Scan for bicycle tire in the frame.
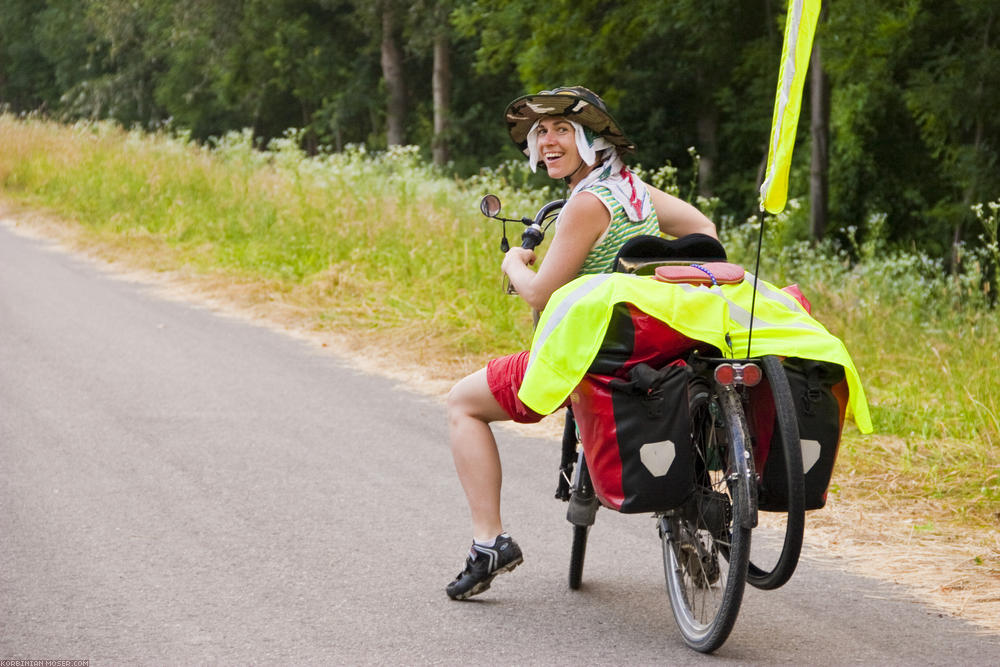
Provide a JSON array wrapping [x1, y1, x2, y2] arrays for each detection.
[[661, 381, 752, 653], [569, 525, 588, 590], [748, 355, 806, 590]]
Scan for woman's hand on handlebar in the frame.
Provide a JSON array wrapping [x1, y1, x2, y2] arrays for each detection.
[[502, 247, 536, 273], [501, 247, 537, 300], [500, 195, 610, 312]]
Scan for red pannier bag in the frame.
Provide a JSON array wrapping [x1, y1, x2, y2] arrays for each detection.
[[570, 303, 711, 513], [748, 357, 850, 511]]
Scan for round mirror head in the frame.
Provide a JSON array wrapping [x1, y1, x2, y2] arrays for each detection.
[[480, 194, 502, 218]]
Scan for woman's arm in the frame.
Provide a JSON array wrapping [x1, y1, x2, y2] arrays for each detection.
[[648, 185, 718, 239], [501, 192, 609, 311]]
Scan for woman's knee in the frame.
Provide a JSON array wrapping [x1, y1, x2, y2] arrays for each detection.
[[448, 369, 485, 416], [448, 368, 506, 423]]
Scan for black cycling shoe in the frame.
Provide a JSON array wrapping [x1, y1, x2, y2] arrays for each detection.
[[446, 534, 523, 600]]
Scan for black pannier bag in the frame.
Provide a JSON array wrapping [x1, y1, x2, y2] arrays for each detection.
[[571, 301, 709, 513], [574, 361, 695, 513], [752, 357, 850, 511]]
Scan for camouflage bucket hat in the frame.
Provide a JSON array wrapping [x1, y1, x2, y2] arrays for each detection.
[[504, 86, 635, 154]]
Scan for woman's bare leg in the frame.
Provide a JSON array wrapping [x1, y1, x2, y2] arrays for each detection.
[[447, 367, 511, 541]]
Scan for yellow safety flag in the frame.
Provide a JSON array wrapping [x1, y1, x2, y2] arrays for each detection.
[[759, 0, 821, 214]]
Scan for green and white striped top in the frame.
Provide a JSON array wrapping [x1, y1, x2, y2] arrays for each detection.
[[575, 184, 660, 275]]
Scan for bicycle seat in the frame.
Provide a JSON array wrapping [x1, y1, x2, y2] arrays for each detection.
[[613, 234, 728, 275], [653, 262, 745, 286]]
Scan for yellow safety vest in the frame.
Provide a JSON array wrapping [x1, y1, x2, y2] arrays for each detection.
[[519, 272, 873, 433]]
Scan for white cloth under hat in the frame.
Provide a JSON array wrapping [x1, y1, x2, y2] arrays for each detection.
[[526, 119, 651, 223], [526, 119, 613, 173]]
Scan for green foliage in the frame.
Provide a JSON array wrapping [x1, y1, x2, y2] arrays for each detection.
[[0, 0, 87, 110], [2, 0, 999, 279], [969, 199, 1000, 303], [455, 0, 645, 98], [823, 0, 1000, 256]]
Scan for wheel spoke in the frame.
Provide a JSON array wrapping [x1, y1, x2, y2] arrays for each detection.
[[661, 378, 751, 653]]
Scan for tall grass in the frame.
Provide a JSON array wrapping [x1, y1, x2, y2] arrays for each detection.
[[2, 114, 998, 527], [0, 116, 558, 361]]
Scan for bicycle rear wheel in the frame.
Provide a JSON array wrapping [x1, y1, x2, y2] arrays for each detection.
[[661, 381, 752, 653], [748, 355, 805, 590]]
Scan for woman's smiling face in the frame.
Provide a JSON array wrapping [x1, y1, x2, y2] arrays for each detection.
[[535, 117, 581, 180]]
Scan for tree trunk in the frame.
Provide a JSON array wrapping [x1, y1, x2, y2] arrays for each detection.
[[694, 67, 717, 199], [302, 104, 318, 155], [952, 114, 983, 273], [953, 18, 991, 274], [809, 38, 830, 241], [380, 5, 406, 147], [696, 111, 718, 199], [432, 32, 451, 167]]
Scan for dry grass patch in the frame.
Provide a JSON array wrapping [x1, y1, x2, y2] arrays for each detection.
[[804, 434, 1000, 633]]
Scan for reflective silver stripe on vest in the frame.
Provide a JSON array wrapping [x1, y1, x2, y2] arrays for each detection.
[[527, 273, 614, 370], [739, 275, 827, 333], [674, 282, 743, 353], [675, 280, 822, 334], [743, 273, 810, 315]]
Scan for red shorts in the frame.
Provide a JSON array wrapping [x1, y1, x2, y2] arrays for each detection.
[[487, 350, 547, 424]]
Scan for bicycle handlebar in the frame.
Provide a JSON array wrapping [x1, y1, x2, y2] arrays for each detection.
[[479, 194, 566, 253], [520, 224, 544, 250], [520, 198, 567, 250]]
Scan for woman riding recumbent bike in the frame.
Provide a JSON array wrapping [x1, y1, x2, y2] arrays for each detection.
[[476, 190, 859, 653], [454, 86, 864, 654]]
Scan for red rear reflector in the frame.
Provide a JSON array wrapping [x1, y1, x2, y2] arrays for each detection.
[[714, 364, 736, 386], [741, 363, 762, 387], [714, 362, 762, 387]]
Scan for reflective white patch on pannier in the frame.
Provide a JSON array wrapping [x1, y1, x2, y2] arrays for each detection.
[[640, 440, 677, 477], [801, 439, 822, 473]]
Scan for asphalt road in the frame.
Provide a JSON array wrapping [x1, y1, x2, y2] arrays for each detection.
[[2, 219, 999, 665]]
